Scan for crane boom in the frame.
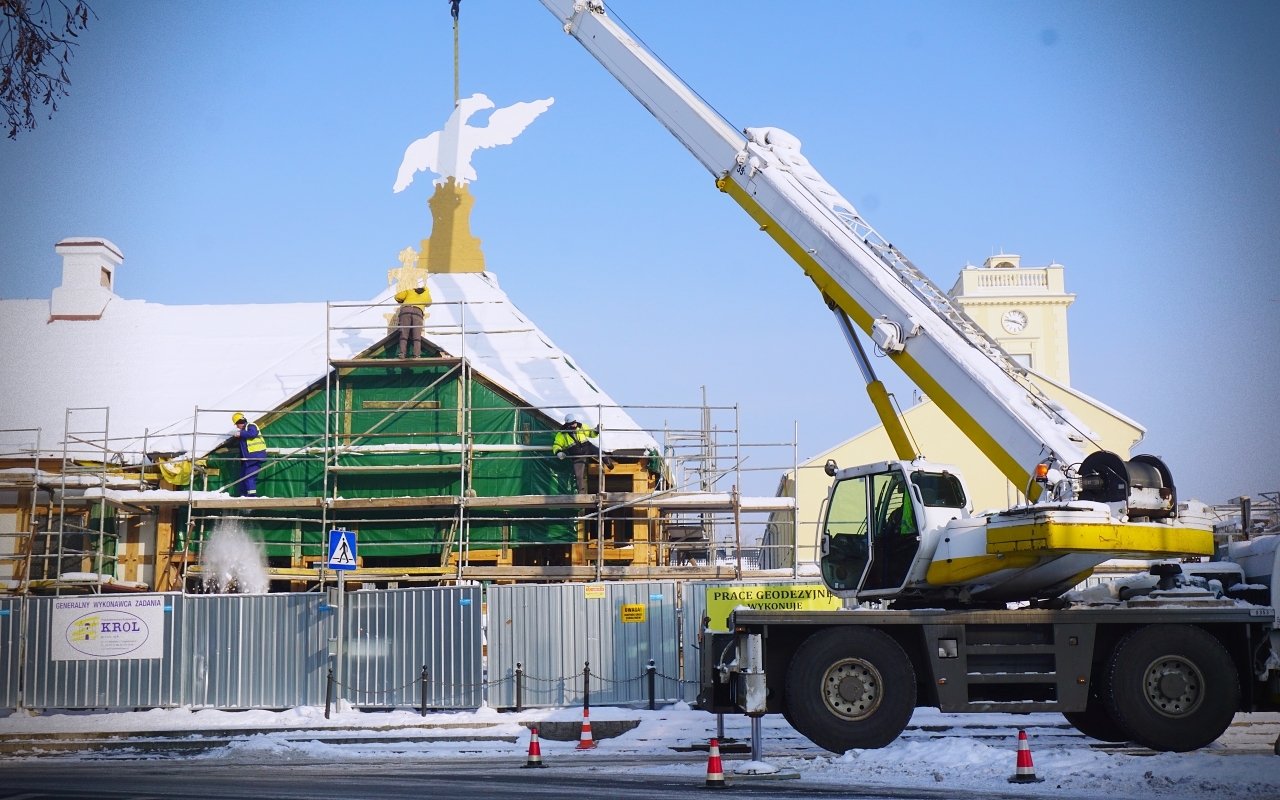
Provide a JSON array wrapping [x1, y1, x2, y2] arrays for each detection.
[[541, 1, 1094, 493]]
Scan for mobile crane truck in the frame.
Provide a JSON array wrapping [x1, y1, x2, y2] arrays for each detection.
[[540, 1, 1280, 753]]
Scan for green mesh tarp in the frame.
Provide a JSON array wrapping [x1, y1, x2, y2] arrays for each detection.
[[202, 348, 581, 556]]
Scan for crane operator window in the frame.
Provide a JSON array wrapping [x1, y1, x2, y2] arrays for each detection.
[[821, 476, 869, 592], [910, 471, 967, 508], [862, 470, 921, 592]]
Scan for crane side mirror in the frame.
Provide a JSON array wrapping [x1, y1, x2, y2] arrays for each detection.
[[824, 459, 839, 478]]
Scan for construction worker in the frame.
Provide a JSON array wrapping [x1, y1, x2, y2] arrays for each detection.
[[394, 277, 431, 359], [231, 413, 267, 497], [553, 414, 615, 494]]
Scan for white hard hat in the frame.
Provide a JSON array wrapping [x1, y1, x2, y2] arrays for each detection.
[[564, 413, 580, 425]]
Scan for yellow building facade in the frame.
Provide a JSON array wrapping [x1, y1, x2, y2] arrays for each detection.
[[785, 256, 1145, 564]]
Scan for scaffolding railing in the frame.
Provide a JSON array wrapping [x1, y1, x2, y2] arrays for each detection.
[[5, 295, 805, 594]]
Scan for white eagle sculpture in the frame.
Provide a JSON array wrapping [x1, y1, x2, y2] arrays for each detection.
[[393, 93, 553, 191]]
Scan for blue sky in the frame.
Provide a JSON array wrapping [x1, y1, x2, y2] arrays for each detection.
[[1, 1, 1277, 502]]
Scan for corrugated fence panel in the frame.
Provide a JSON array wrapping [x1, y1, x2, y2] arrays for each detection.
[[182, 592, 331, 709], [341, 586, 482, 709], [0, 598, 20, 708], [679, 580, 830, 702], [488, 581, 680, 708], [23, 593, 183, 709]]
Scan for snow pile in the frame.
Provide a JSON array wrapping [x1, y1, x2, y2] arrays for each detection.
[[199, 522, 269, 594], [1, 704, 1276, 798], [794, 735, 1279, 799]]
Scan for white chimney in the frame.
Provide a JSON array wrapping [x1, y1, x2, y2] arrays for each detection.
[[50, 237, 123, 320]]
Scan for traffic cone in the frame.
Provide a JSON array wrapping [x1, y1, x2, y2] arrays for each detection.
[[575, 708, 596, 750], [1007, 729, 1045, 783], [522, 727, 545, 768], [704, 738, 725, 789]]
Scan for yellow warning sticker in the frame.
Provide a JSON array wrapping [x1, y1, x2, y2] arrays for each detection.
[[584, 583, 606, 599], [620, 604, 646, 623]]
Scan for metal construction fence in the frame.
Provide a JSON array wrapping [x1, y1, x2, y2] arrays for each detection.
[[0, 597, 20, 709], [6, 586, 481, 711], [486, 581, 682, 708], [0, 581, 838, 711]]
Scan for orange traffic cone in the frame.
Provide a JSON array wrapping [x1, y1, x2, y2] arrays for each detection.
[[575, 708, 596, 750], [522, 727, 545, 768], [1007, 729, 1044, 783], [704, 738, 725, 789]]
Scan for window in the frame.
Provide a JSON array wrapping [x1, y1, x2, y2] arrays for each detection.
[[1010, 353, 1032, 369], [910, 471, 967, 508], [100, 267, 112, 289], [821, 476, 868, 591]]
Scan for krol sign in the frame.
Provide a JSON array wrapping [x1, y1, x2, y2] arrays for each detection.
[[51, 595, 166, 661]]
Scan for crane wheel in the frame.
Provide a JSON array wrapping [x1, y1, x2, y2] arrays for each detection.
[[1063, 698, 1128, 743], [1103, 624, 1238, 752], [785, 627, 915, 752]]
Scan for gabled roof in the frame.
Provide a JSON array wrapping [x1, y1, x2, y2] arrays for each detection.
[[0, 272, 656, 460]]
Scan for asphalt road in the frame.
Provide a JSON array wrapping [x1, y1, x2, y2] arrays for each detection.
[[0, 754, 1074, 800]]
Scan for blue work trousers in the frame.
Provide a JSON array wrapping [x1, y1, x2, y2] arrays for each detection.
[[241, 458, 266, 496]]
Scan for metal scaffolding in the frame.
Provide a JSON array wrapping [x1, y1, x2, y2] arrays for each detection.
[[0, 297, 803, 595]]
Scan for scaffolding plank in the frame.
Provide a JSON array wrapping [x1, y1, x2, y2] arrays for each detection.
[[328, 496, 460, 509], [465, 494, 601, 509], [191, 496, 323, 509]]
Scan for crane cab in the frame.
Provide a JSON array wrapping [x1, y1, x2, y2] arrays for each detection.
[[819, 460, 972, 600]]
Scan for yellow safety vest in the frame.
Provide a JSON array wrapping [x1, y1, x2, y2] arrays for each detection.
[[552, 426, 598, 455], [243, 424, 267, 455]]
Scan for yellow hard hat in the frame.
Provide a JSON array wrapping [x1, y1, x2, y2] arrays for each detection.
[[232, 413, 246, 424]]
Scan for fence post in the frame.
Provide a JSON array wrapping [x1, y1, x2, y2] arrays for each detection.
[[420, 664, 428, 717], [325, 666, 334, 719], [647, 659, 656, 710], [583, 660, 590, 712], [515, 661, 524, 713]]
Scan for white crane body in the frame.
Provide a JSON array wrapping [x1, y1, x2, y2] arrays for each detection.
[[540, 0, 1216, 603]]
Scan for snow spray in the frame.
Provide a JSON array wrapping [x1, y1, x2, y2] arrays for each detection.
[[201, 520, 270, 594]]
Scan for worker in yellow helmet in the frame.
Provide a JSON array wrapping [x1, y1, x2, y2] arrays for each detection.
[[552, 414, 615, 494], [231, 413, 267, 497], [394, 277, 431, 359]]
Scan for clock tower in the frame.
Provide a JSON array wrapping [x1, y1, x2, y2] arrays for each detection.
[[948, 254, 1076, 385]]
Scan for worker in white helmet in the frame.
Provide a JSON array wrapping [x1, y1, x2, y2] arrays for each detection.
[[552, 413, 615, 494]]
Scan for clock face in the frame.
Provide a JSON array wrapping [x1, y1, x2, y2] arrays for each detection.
[[1001, 309, 1028, 334]]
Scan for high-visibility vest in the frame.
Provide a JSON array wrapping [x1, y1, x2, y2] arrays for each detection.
[[241, 424, 267, 457], [552, 425, 598, 455]]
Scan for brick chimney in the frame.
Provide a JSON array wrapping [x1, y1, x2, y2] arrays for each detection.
[[50, 237, 123, 320]]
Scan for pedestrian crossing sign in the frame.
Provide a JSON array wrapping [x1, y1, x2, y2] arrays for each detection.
[[328, 529, 357, 570]]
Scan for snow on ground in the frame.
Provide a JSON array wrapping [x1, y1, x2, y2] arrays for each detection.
[[1, 705, 1276, 798]]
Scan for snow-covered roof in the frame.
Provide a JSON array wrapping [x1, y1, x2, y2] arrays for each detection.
[[0, 271, 656, 460]]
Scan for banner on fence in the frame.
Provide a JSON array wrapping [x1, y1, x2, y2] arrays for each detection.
[[704, 584, 841, 631], [50, 595, 166, 661]]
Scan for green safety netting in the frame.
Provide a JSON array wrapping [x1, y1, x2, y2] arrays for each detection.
[[199, 343, 585, 555]]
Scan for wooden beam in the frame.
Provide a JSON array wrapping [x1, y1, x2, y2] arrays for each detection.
[[329, 464, 460, 474], [330, 358, 461, 369]]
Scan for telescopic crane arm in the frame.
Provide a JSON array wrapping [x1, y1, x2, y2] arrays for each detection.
[[541, 1, 1095, 495]]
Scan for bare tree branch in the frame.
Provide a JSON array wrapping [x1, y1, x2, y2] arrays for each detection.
[[0, 0, 95, 139]]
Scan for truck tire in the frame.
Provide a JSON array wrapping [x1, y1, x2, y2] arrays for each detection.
[[785, 627, 916, 752], [1063, 697, 1127, 743], [1103, 624, 1238, 752]]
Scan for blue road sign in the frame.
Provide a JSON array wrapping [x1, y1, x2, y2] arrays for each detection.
[[328, 529, 357, 571]]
